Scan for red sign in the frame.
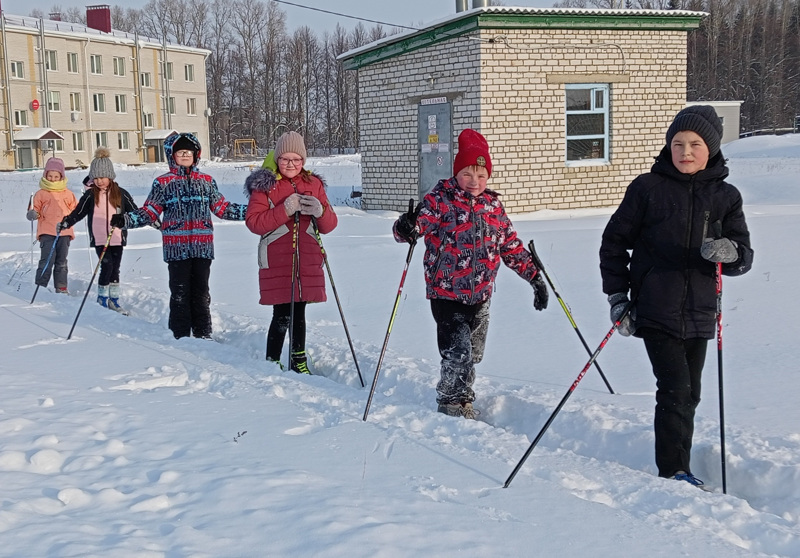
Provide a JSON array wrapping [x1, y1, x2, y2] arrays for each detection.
[[31, 99, 40, 110]]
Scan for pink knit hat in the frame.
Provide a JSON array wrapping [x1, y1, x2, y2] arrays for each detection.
[[44, 157, 66, 179]]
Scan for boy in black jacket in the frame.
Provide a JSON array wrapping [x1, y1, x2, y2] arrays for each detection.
[[599, 105, 753, 488]]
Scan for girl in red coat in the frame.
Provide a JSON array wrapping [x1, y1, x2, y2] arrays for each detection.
[[244, 131, 338, 373]]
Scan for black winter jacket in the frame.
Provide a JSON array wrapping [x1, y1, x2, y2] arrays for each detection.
[[600, 148, 753, 339], [63, 185, 138, 247]]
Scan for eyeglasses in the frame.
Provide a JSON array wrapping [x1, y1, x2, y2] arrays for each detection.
[[175, 150, 194, 157], [278, 157, 303, 166]]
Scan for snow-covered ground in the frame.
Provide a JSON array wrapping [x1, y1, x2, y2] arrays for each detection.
[[0, 137, 798, 557]]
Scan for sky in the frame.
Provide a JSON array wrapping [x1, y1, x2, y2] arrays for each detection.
[[0, 134, 799, 555], [0, 0, 559, 31]]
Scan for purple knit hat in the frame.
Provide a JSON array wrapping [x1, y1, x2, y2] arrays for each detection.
[[44, 157, 66, 179]]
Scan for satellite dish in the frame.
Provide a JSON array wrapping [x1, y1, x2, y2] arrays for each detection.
[[204, 108, 212, 117]]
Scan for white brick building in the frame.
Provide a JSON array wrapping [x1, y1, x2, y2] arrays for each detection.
[[339, 7, 706, 212], [0, 7, 210, 170]]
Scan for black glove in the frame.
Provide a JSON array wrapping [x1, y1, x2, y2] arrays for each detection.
[[701, 237, 738, 263], [608, 292, 635, 337], [532, 273, 548, 311], [56, 220, 69, 233], [395, 200, 420, 243], [110, 214, 126, 228]]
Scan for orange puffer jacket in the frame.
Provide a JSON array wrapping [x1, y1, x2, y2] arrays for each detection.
[[32, 186, 77, 239]]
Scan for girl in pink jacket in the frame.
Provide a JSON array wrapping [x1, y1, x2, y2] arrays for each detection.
[[26, 158, 76, 293], [244, 131, 338, 373]]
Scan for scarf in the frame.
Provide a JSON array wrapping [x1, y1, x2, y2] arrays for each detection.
[[39, 177, 68, 191]]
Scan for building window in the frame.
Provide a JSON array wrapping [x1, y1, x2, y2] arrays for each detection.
[[93, 93, 106, 113], [45, 50, 58, 71], [167, 97, 176, 115], [67, 52, 79, 73], [143, 112, 154, 128], [115, 94, 127, 113], [95, 132, 108, 149], [72, 131, 85, 152], [13, 109, 27, 126], [10, 61, 23, 79], [140, 72, 152, 88], [164, 61, 173, 80], [45, 138, 64, 152], [184, 64, 194, 82], [113, 56, 126, 76], [69, 92, 81, 112], [48, 91, 61, 112], [565, 84, 610, 164], [118, 132, 130, 151], [186, 98, 197, 116], [90, 54, 103, 75]]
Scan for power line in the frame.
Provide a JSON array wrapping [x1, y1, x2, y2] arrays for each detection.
[[271, 0, 422, 31]]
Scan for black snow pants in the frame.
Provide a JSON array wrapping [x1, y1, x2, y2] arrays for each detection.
[[430, 298, 490, 405], [167, 258, 212, 339], [641, 327, 708, 478]]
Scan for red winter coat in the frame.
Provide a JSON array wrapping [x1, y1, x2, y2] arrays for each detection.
[[245, 169, 337, 305]]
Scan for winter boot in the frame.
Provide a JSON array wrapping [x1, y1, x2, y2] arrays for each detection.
[[55, 286, 69, 294], [107, 282, 127, 314], [437, 401, 479, 420], [671, 471, 710, 491], [290, 351, 311, 375], [97, 284, 109, 307]]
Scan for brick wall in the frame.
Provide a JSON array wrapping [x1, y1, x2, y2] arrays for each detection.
[[358, 27, 688, 213]]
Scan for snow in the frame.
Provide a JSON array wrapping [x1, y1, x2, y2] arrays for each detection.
[[1, 136, 799, 557]]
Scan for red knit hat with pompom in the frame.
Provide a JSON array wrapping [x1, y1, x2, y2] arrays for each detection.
[[453, 129, 492, 177]]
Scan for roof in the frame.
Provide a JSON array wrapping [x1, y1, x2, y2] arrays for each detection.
[[144, 129, 178, 141], [339, 6, 707, 70], [14, 128, 64, 141], [2, 14, 210, 56]]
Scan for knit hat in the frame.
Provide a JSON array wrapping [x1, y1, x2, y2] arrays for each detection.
[[275, 131, 307, 161], [453, 129, 492, 177], [44, 157, 66, 179], [89, 147, 116, 180], [666, 105, 723, 158]]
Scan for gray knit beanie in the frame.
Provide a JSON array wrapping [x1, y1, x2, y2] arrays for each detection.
[[666, 105, 723, 157], [89, 147, 116, 180], [275, 131, 307, 161]]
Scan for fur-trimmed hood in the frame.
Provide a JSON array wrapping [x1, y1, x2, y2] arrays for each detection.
[[244, 168, 327, 198]]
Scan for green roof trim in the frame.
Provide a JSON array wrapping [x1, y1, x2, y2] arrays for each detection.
[[341, 11, 704, 71]]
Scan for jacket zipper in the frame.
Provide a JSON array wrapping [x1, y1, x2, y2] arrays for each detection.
[[679, 178, 696, 338]]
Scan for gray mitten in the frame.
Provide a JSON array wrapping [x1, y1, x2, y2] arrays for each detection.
[[26, 209, 39, 221], [608, 292, 636, 337], [299, 195, 323, 218], [701, 237, 738, 263], [284, 193, 301, 216]]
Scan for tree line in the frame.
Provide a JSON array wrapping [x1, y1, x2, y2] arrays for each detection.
[[35, 0, 798, 155]]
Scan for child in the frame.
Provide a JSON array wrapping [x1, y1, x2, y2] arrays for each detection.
[[111, 132, 247, 339], [599, 105, 753, 487], [244, 131, 338, 373], [26, 157, 76, 293], [59, 148, 137, 313], [393, 128, 548, 419]]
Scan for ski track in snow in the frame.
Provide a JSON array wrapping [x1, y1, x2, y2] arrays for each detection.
[[2, 247, 798, 557]]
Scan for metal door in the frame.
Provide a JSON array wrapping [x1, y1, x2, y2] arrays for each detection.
[[418, 100, 452, 199], [17, 145, 34, 169]]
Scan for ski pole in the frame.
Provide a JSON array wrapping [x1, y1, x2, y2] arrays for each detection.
[[310, 216, 365, 387], [286, 210, 300, 370], [67, 228, 114, 340], [28, 194, 34, 272], [30, 229, 62, 304], [715, 260, 727, 494], [504, 298, 635, 488], [363, 198, 418, 421], [528, 240, 615, 394], [8, 239, 39, 286]]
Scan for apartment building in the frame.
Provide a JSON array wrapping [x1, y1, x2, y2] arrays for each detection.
[[0, 5, 210, 170]]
